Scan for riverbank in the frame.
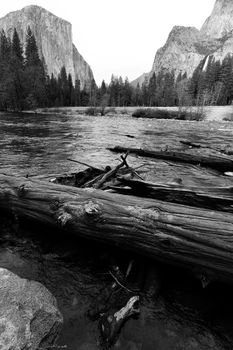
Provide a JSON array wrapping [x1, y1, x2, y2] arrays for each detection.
[[35, 105, 233, 121]]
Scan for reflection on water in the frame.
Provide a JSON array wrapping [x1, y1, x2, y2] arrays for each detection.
[[1, 112, 233, 349]]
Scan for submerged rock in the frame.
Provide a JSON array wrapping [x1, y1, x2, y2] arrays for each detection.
[[0, 268, 63, 350]]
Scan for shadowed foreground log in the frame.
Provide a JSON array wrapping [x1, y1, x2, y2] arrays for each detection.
[[1, 174, 233, 284], [108, 146, 233, 172]]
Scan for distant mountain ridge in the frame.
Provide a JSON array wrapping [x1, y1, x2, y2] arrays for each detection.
[[132, 0, 233, 86], [0, 5, 94, 88]]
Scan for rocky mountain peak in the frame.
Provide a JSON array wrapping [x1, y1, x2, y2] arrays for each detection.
[[150, 26, 203, 79], [215, 0, 233, 9], [167, 26, 200, 43], [201, 0, 233, 38], [133, 0, 233, 86], [0, 5, 94, 88]]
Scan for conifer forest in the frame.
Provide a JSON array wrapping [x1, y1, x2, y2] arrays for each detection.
[[1, 27, 233, 111]]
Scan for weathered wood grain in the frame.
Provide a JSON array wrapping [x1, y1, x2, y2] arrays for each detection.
[[1, 174, 233, 284], [115, 177, 233, 212], [108, 146, 233, 172]]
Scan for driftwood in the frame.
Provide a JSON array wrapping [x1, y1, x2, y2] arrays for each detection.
[[180, 140, 233, 156], [67, 158, 103, 171], [54, 167, 106, 188], [92, 154, 129, 189], [88, 261, 137, 346], [108, 146, 233, 172], [99, 296, 140, 346], [115, 177, 233, 212], [56, 155, 138, 190], [2, 174, 233, 285], [88, 264, 133, 320]]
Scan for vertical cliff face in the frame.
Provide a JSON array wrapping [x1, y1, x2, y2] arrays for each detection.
[[0, 5, 94, 88], [151, 26, 204, 78], [133, 0, 233, 85], [201, 0, 233, 39], [72, 45, 94, 88]]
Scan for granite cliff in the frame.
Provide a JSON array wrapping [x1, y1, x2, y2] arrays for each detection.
[[133, 0, 233, 86], [0, 5, 94, 88], [201, 0, 233, 39]]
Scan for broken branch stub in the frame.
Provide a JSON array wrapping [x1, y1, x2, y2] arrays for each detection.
[[99, 296, 140, 346]]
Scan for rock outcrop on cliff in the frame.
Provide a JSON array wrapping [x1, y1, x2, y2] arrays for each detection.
[[133, 0, 233, 85], [201, 0, 233, 39], [151, 26, 204, 79], [0, 5, 94, 88], [0, 268, 63, 350]]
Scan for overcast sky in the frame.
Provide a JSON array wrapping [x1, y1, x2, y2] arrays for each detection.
[[0, 0, 216, 85]]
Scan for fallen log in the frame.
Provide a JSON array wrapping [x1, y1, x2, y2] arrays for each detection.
[[1, 174, 233, 284], [115, 177, 233, 212], [180, 140, 233, 156], [108, 146, 233, 172]]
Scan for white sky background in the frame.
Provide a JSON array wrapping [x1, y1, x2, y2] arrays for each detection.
[[0, 0, 216, 85]]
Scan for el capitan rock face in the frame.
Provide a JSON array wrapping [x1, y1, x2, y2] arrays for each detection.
[[0, 5, 94, 88], [134, 0, 233, 85]]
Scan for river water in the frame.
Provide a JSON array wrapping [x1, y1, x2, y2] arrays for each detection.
[[1, 112, 233, 349]]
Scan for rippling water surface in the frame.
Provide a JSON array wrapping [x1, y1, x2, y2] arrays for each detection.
[[1, 112, 233, 349]]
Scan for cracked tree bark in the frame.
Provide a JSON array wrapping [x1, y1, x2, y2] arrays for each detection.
[[1, 174, 233, 284]]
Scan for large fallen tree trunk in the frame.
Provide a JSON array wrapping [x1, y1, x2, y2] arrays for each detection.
[[1, 174, 233, 284], [108, 146, 233, 172]]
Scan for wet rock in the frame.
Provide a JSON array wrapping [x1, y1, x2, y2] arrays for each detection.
[[0, 268, 63, 350]]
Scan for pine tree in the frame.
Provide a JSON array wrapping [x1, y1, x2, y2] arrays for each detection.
[[25, 27, 40, 66], [0, 30, 12, 110], [80, 85, 90, 106], [24, 26, 47, 109], [100, 80, 107, 96], [47, 74, 58, 106], [163, 71, 176, 106], [74, 79, 81, 106], [189, 58, 206, 104], [109, 75, 119, 106], [148, 73, 157, 106], [123, 77, 132, 106], [132, 83, 142, 106], [9, 28, 25, 110], [141, 75, 149, 105], [89, 78, 97, 106], [12, 28, 23, 62], [59, 66, 70, 106], [68, 73, 75, 106], [219, 55, 233, 104]]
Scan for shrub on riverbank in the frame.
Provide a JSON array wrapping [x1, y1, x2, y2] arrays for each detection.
[[85, 107, 117, 116], [132, 108, 204, 121], [223, 115, 233, 121], [85, 107, 99, 116]]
